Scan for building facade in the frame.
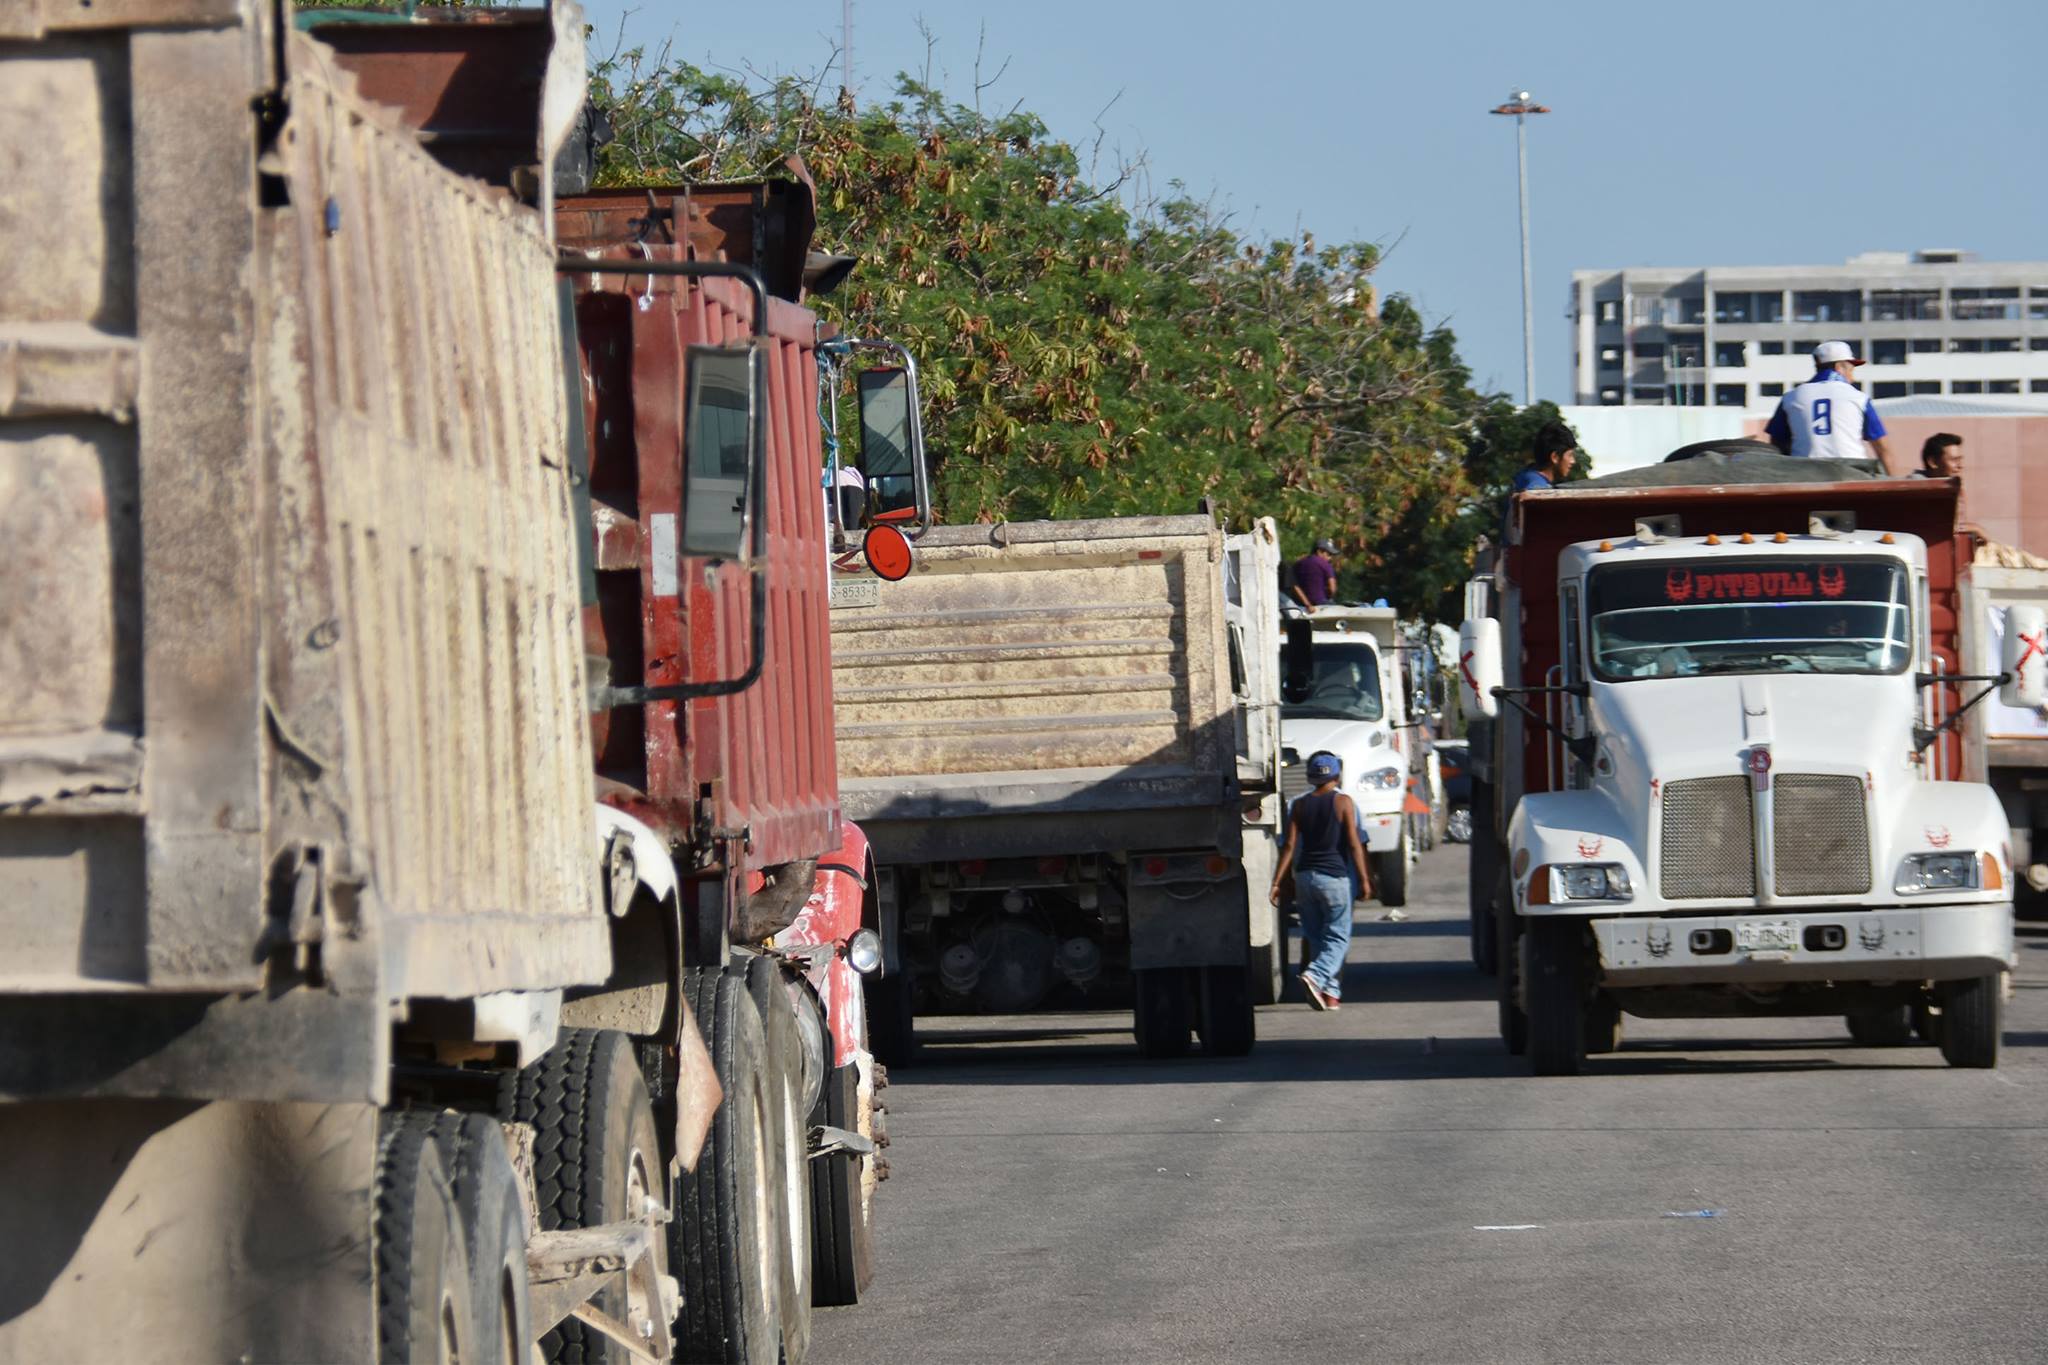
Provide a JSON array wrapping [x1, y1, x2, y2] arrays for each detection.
[[1571, 251, 2048, 409]]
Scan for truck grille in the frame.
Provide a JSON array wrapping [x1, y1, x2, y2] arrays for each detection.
[[1280, 762, 1309, 807], [1660, 776, 1755, 899], [1772, 774, 1871, 896]]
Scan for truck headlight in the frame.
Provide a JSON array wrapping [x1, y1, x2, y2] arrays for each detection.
[[1531, 862, 1633, 903], [1360, 767, 1404, 790], [1895, 852, 1980, 896]]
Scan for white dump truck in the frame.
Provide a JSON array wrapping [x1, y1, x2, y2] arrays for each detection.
[[1462, 453, 2021, 1075], [1961, 545, 2048, 917]]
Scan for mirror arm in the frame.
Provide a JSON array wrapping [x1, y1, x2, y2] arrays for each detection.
[[1910, 672, 2009, 754], [560, 256, 774, 708]]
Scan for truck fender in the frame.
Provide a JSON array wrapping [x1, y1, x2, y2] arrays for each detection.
[[595, 804, 679, 915], [1508, 790, 1647, 917], [1879, 780, 2014, 898]]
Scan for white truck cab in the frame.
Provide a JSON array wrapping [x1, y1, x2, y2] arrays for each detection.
[[1464, 520, 2020, 1074], [1280, 604, 1417, 907]]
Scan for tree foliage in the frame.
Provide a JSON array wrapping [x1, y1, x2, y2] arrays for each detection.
[[587, 40, 1547, 619]]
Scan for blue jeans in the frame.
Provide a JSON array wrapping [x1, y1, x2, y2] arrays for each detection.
[[1294, 871, 1354, 999]]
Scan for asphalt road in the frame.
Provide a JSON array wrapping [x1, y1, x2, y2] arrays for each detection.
[[811, 846, 2048, 1364]]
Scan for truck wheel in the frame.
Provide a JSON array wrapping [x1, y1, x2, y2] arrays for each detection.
[[424, 1112, 532, 1365], [1845, 1007, 1913, 1047], [1374, 838, 1410, 909], [808, 1061, 876, 1306], [1582, 993, 1623, 1056], [1249, 896, 1285, 1007], [498, 1029, 666, 1364], [1938, 975, 2001, 1069], [1525, 917, 1587, 1077], [375, 1113, 475, 1365], [865, 970, 917, 1068], [1195, 964, 1257, 1057], [1496, 885, 1526, 1056], [1133, 967, 1193, 1058], [732, 958, 813, 1364], [675, 969, 782, 1364]]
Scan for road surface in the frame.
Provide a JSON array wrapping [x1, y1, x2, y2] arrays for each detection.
[[812, 846, 2048, 1363]]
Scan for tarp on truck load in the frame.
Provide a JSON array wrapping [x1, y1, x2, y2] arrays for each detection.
[[829, 515, 1238, 862], [1576, 449, 1887, 488]]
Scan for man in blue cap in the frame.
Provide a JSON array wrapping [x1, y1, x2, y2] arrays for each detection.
[[1269, 750, 1372, 1010]]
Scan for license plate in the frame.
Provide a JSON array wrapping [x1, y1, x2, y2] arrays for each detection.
[[1735, 920, 1798, 954], [831, 578, 880, 609]]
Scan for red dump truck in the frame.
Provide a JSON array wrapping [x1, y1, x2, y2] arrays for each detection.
[[0, 5, 890, 1361]]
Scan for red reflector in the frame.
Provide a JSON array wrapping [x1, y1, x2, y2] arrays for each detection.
[[1143, 857, 1168, 877], [1526, 865, 1552, 905], [960, 860, 987, 877], [1205, 855, 1231, 876], [1037, 856, 1065, 876], [1138, 550, 1164, 560]]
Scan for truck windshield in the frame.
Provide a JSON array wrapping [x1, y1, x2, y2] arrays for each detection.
[[1586, 558, 1912, 680], [1281, 640, 1384, 721]]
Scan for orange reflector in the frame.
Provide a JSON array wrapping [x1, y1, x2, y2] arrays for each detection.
[[1739, 531, 1755, 544], [1598, 540, 1614, 552], [1773, 531, 1789, 544], [862, 523, 914, 581], [1205, 855, 1232, 876], [1880, 533, 1896, 544], [1526, 865, 1552, 905], [1705, 533, 1721, 546], [1982, 852, 2003, 891]]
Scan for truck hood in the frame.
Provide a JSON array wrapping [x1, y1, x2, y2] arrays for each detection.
[[1280, 715, 1405, 811], [1591, 672, 1916, 789]]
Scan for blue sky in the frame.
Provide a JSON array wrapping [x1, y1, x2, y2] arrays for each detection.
[[580, 0, 2045, 403]]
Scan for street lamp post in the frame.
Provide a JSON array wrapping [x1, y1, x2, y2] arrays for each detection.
[[1490, 90, 1550, 407]]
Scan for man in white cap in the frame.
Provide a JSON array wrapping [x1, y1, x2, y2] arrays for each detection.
[[1764, 340, 1893, 464]]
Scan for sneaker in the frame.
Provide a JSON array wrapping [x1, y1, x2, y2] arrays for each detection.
[[1299, 972, 1328, 1011], [1379, 907, 1409, 922], [1325, 994, 1342, 1011]]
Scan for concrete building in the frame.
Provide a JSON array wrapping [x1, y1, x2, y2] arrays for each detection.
[[1570, 250, 2048, 409]]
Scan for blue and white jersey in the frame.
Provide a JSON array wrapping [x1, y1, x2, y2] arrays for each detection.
[[1765, 370, 1887, 460]]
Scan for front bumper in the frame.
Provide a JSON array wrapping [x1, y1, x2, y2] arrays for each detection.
[[1358, 809, 1403, 853], [1591, 902, 2014, 987]]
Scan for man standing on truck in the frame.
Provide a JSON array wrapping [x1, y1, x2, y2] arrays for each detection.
[[1270, 750, 1372, 1011], [1765, 341, 1893, 464], [1289, 539, 1340, 612]]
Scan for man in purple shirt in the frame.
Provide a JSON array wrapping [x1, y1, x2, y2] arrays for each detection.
[[1290, 539, 1339, 612]]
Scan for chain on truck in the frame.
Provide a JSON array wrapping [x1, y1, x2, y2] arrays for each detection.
[[1459, 449, 2023, 1076], [0, 3, 927, 1360]]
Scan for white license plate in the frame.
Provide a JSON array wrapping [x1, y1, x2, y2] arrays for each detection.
[[830, 578, 880, 609], [1735, 920, 1799, 954]]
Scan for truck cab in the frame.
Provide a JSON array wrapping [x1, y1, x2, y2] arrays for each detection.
[[1280, 605, 1416, 906], [1464, 468, 2020, 1075]]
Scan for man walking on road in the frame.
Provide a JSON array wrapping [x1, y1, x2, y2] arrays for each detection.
[[1765, 341, 1893, 464], [1271, 750, 1371, 1011], [1289, 539, 1339, 613]]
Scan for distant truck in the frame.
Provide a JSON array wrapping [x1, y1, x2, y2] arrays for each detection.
[[1462, 453, 2020, 1075], [1960, 548, 2048, 917], [829, 515, 1258, 1059], [1278, 605, 1421, 907]]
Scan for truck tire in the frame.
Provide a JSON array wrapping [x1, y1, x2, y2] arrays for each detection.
[[1938, 974, 2001, 1069], [1373, 835, 1410, 909], [1133, 967, 1193, 1058], [1196, 964, 1256, 1057], [1525, 917, 1586, 1077], [1582, 993, 1623, 1055], [732, 958, 813, 1364], [675, 969, 782, 1364], [1249, 896, 1285, 1007], [1496, 884, 1526, 1056], [424, 1111, 532, 1365], [808, 1061, 876, 1306], [1846, 1007, 1914, 1047], [865, 970, 917, 1067], [498, 1029, 666, 1364], [375, 1113, 475, 1365]]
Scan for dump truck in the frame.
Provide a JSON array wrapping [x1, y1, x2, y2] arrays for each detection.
[[830, 515, 1258, 1059], [1224, 518, 1289, 1004], [0, 4, 879, 1361], [1461, 451, 2018, 1075], [1960, 542, 2048, 917]]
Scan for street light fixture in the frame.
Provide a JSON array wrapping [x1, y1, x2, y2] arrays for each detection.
[[1490, 89, 1550, 407]]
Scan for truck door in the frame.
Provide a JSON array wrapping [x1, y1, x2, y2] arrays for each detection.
[[1560, 579, 1589, 789]]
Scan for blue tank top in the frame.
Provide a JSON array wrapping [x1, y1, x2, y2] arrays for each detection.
[[1291, 790, 1350, 877]]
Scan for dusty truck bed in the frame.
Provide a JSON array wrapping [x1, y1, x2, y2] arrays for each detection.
[[829, 515, 1239, 862]]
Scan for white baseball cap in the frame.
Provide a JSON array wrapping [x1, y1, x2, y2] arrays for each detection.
[[1813, 340, 1864, 366]]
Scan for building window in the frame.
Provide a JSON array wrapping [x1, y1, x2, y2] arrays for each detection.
[[1673, 384, 1706, 406], [1793, 290, 1863, 323], [1987, 337, 2021, 352], [1911, 381, 1942, 395], [1713, 341, 1745, 367], [2030, 288, 2048, 321], [1630, 387, 1666, 403], [1634, 340, 1666, 360], [2033, 338, 2048, 351], [1677, 296, 1706, 326], [1872, 381, 1908, 399], [1759, 340, 1786, 355], [1951, 287, 2021, 321], [1597, 299, 1621, 324], [1714, 292, 1750, 323], [1599, 387, 1623, 405], [1754, 292, 1784, 323], [1760, 382, 1785, 397], [1669, 340, 1705, 369], [1950, 338, 1986, 353], [1989, 379, 2021, 394], [1870, 339, 1907, 366], [1911, 338, 1943, 353], [2032, 380, 2048, 393], [1952, 380, 1984, 394], [1869, 289, 1942, 321], [1598, 346, 1623, 370], [1713, 384, 1746, 407]]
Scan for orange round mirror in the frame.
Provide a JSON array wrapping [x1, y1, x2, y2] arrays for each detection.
[[863, 523, 914, 582]]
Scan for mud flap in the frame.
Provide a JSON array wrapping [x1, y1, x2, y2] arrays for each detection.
[[1128, 873, 1252, 970]]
